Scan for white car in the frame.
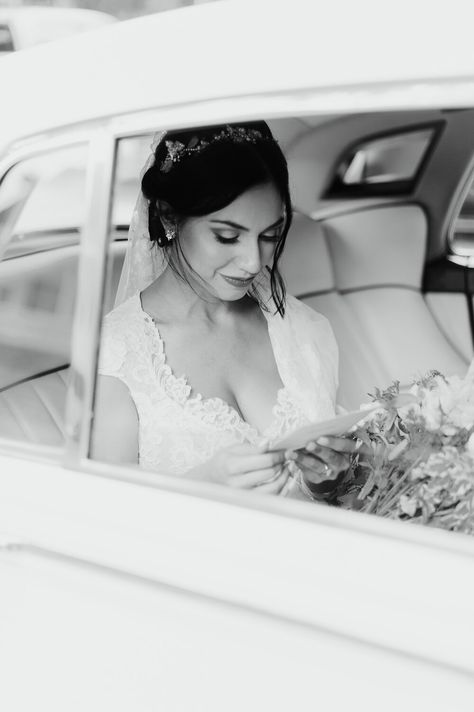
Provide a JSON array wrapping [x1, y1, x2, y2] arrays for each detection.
[[1, 2, 474, 710], [0, 6, 116, 54]]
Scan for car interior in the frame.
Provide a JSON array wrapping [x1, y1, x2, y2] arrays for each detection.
[[1, 109, 474, 450]]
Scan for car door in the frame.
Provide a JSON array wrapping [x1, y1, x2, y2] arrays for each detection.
[[1, 106, 474, 711]]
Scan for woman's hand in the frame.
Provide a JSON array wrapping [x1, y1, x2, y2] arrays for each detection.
[[291, 435, 360, 497], [190, 441, 291, 495]]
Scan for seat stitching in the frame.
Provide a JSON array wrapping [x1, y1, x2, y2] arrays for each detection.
[[339, 284, 420, 295]]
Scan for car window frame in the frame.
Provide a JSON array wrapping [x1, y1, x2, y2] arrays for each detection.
[[0, 130, 95, 462], [4, 100, 473, 539]]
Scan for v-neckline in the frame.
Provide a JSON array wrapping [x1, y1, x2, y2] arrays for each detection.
[[136, 292, 287, 437]]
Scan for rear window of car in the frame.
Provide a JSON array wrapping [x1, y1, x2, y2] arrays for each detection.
[[0, 23, 14, 52], [326, 125, 439, 197]]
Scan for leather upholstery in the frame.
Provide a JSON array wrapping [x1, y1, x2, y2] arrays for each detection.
[[283, 206, 469, 409], [279, 214, 334, 295], [425, 292, 473, 363], [0, 368, 67, 445], [0, 241, 126, 446], [324, 205, 426, 290]]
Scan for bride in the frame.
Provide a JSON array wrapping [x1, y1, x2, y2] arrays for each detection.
[[92, 121, 357, 499]]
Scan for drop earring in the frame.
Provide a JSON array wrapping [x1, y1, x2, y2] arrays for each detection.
[[164, 224, 177, 243]]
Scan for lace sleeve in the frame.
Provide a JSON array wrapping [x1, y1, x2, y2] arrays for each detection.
[[97, 312, 128, 379]]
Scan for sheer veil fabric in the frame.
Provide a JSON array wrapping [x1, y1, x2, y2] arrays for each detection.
[[114, 131, 167, 306]]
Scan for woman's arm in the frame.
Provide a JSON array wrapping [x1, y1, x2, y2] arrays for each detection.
[[90, 374, 139, 464]]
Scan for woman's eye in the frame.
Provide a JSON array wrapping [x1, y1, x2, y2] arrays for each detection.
[[260, 233, 281, 243], [214, 231, 239, 244]]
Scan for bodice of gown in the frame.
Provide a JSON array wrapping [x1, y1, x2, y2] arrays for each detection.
[[98, 292, 339, 477]]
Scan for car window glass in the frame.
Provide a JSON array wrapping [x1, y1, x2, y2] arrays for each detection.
[[0, 145, 87, 260], [104, 134, 152, 313], [0, 143, 88, 447], [111, 134, 153, 230], [328, 127, 435, 195]]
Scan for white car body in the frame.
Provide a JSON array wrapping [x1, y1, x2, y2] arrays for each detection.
[[1, 2, 474, 710], [0, 6, 116, 54]]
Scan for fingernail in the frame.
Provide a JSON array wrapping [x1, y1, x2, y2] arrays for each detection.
[[316, 436, 330, 446], [305, 441, 317, 451], [284, 449, 297, 460]]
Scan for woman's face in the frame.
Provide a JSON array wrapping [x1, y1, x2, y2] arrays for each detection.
[[175, 183, 284, 301]]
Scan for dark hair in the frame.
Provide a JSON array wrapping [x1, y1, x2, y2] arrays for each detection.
[[141, 120, 292, 315]]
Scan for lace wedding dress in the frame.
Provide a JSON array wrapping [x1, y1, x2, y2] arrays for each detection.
[[98, 290, 338, 477]]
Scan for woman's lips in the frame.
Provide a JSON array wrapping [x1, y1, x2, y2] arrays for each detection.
[[221, 274, 256, 287]]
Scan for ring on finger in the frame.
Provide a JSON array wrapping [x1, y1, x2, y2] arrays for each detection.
[[257, 465, 285, 486], [310, 455, 333, 478]]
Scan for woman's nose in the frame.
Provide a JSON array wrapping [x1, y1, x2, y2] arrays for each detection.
[[237, 237, 262, 274]]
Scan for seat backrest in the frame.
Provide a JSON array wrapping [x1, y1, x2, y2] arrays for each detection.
[[0, 367, 68, 445], [282, 207, 469, 409]]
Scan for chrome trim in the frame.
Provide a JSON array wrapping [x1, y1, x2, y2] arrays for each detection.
[[446, 152, 474, 259], [447, 253, 474, 268], [64, 128, 116, 463]]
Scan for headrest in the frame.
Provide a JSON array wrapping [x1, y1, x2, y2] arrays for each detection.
[[322, 205, 427, 290], [280, 213, 335, 296]]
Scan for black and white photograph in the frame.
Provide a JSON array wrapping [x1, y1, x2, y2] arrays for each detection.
[[1, 0, 474, 709]]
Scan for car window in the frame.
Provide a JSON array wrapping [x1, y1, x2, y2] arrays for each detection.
[[0, 145, 87, 260], [449, 170, 474, 257], [0, 143, 88, 446], [103, 134, 152, 313], [111, 133, 153, 231], [327, 126, 437, 196]]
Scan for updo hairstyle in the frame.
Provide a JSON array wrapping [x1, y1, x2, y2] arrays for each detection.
[[141, 121, 292, 315]]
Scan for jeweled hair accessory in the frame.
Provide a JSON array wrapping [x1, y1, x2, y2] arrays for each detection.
[[160, 125, 267, 173]]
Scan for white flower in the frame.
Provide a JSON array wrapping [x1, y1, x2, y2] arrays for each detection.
[[419, 389, 443, 430], [399, 495, 418, 517], [466, 433, 474, 457]]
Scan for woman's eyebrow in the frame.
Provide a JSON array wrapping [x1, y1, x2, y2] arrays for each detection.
[[210, 219, 248, 231], [210, 217, 285, 231]]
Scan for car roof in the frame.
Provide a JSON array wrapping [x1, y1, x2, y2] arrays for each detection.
[[0, 6, 116, 48], [2, 0, 474, 151]]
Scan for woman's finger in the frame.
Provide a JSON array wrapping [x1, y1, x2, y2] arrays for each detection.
[[294, 450, 350, 485], [311, 436, 371, 458], [227, 449, 286, 476], [231, 463, 286, 489], [312, 436, 359, 453], [254, 466, 290, 494]]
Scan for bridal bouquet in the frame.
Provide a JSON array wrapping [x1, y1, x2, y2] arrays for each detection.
[[339, 365, 474, 535]]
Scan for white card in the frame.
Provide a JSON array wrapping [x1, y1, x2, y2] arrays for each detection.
[[272, 407, 378, 451]]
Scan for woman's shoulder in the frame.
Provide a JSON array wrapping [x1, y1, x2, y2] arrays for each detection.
[[99, 293, 143, 376]]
